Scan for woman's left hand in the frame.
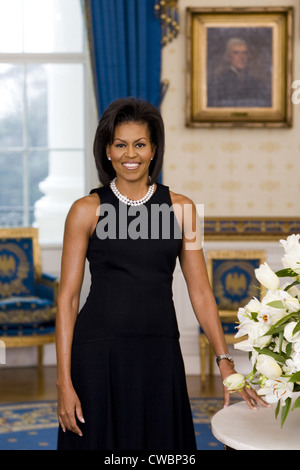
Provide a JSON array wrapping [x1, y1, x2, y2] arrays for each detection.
[[219, 360, 269, 410]]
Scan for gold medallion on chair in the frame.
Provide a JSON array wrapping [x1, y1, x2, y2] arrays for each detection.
[[211, 257, 261, 311], [0, 243, 31, 298]]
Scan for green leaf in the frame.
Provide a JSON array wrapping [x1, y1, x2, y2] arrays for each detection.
[[265, 313, 300, 336], [278, 331, 284, 354], [292, 396, 300, 411], [293, 320, 300, 335], [276, 268, 299, 278], [275, 400, 281, 419], [281, 397, 292, 427], [253, 347, 286, 364], [284, 280, 300, 291], [286, 342, 293, 357], [250, 312, 259, 322], [273, 313, 298, 328], [264, 324, 286, 336], [267, 300, 285, 309], [289, 371, 300, 383]]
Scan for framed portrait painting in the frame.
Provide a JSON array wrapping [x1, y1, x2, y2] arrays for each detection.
[[186, 7, 294, 127]]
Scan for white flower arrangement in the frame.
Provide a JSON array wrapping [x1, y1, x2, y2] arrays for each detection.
[[230, 234, 300, 426]]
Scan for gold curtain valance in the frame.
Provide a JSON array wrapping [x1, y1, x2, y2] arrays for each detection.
[[154, 0, 179, 45]]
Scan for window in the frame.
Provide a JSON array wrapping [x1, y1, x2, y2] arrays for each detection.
[[0, 0, 89, 242]]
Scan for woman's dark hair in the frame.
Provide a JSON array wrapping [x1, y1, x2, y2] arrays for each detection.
[[93, 97, 165, 186]]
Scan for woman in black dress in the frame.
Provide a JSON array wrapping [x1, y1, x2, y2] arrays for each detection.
[[56, 97, 267, 450]]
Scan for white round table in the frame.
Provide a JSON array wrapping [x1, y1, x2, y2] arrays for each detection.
[[211, 400, 300, 450]]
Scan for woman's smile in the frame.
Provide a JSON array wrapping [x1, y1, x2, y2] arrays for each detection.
[[122, 161, 141, 171]]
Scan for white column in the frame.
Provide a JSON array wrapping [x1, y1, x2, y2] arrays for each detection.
[[34, 0, 84, 244], [34, 149, 84, 244]]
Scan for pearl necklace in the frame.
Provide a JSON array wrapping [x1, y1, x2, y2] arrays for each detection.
[[110, 178, 155, 206]]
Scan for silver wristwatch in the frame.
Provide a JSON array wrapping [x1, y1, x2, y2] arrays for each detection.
[[216, 353, 234, 367]]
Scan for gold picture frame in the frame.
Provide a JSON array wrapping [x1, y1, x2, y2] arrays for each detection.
[[204, 216, 300, 241], [186, 7, 294, 128]]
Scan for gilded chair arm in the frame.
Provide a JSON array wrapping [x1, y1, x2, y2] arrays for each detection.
[[35, 273, 60, 304]]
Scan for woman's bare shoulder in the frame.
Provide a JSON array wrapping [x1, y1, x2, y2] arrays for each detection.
[[169, 189, 194, 207], [70, 193, 99, 215], [66, 193, 100, 235]]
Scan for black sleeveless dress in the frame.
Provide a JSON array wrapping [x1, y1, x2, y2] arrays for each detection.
[[57, 183, 197, 450]]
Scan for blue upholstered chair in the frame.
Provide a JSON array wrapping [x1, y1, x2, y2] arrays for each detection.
[[199, 249, 265, 382], [0, 228, 59, 369]]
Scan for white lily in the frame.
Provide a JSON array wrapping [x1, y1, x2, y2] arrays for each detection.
[[255, 262, 280, 291], [234, 234, 300, 426], [284, 322, 300, 343], [234, 322, 272, 351], [280, 234, 300, 275], [235, 307, 254, 338], [256, 354, 282, 380], [283, 352, 300, 374], [257, 289, 299, 325], [223, 373, 246, 392], [234, 338, 253, 352], [257, 378, 294, 405], [244, 297, 261, 314]]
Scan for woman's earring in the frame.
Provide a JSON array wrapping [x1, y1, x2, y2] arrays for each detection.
[[108, 157, 111, 161]]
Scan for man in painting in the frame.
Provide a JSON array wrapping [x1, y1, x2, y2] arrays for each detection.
[[207, 37, 272, 108]]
